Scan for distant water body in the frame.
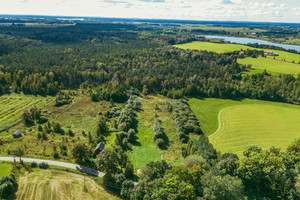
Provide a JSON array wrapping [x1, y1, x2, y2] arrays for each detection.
[[199, 35, 300, 52]]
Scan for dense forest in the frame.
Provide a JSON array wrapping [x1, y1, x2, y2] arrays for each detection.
[[0, 23, 299, 104]]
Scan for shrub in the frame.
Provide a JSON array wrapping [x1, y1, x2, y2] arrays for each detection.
[[0, 174, 17, 199], [39, 162, 49, 169], [156, 138, 165, 149], [0, 182, 14, 198], [125, 163, 134, 178], [185, 155, 207, 169], [31, 162, 37, 168], [121, 180, 135, 199]]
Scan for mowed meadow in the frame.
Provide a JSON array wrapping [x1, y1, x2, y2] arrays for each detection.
[[16, 170, 120, 200], [175, 41, 300, 76], [189, 98, 300, 157]]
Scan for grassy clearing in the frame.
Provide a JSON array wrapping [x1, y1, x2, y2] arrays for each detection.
[[15, 169, 120, 200], [189, 98, 300, 157], [174, 41, 255, 54], [45, 92, 107, 133], [0, 94, 54, 132], [238, 57, 300, 76], [0, 162, 13, 178], [174, 41, 300, 63], [128, 96, 185, 169]]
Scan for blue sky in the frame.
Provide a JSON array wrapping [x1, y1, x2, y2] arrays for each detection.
[[1, 0, 299, 22]]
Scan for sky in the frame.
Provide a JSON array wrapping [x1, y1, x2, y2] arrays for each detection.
[[1, 0, 300, 23]]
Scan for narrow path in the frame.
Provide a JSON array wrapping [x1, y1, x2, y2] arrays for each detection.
[[0, 157, 105, 177]]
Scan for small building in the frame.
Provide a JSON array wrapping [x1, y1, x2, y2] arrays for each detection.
[[13, 131, 22, 138], [264, 51, 279, 56], [239, 51, 245, 55], [94, 142, 105, 154]]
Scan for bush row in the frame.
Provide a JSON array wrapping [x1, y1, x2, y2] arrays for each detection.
[[169, 99, 203, 143], [153, 114, 169, 149]]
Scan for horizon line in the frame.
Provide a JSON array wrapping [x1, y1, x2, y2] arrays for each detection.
[[0, 14, 299, 25]]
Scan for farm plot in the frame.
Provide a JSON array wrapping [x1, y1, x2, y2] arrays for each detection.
[[188, 98, 300, 157], [0, 94, 54, 132], [16, 170, 120, 200]]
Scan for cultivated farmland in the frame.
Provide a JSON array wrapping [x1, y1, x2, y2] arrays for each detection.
[[16, 170, 120, 200], [0, 94, 54, 132], [189, 98, 300, 157]]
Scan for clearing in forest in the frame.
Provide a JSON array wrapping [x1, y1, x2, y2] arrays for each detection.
[[238, 57, 300, 76], [189, 98, 300, 157], [175, 41, 300, 76], [128, 96, 185, 169], [16, 170, 120, 200]]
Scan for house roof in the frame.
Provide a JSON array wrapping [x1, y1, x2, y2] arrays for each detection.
[[13, 131, 21, 135], [95, 142, 105, 151]]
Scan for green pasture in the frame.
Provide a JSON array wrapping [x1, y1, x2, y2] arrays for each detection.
[[189, 98, 300, 157], [174, 41, 300, 63], [0, 94, 54, 132], [0, 163, 13, 178], [238, 57, 300, 76], [128, 96, 185, 169]]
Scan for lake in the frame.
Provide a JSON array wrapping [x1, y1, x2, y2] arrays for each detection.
[[198, 35, 300, 52]]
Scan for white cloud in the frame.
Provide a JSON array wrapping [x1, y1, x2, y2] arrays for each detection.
[[0, 0, 299, 22]]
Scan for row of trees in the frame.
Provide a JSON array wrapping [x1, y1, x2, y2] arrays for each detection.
[[169, 99, 203, 143], [153, 114, 169, 149]]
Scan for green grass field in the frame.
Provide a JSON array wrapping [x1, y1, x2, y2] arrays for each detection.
[[16, 169, 120, 200], [174, 41, 300, 63], [189, 98, 300, 157], [0, 94, 54, 132], [174, 41, 255, 54], [45, 93, 107, 133], [0, 163, 13, 178], [128, 96, 186, 169], [238, 57, 300, 76]]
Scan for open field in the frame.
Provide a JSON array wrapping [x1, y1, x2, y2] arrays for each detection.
[[0, 92, 108, 162], [128, 96, 187, 169], [238, 57, 300, 76], [174, 41, 300, 63], [15, 169, 120, 200], [189, 98, 300, 157], [0, 94, 54, 132], [0, 162, 13, 178], [174, 41, 256, 54], [45, 92, 107, 133]]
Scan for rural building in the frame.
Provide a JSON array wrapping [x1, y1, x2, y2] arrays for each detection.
[[239, 51, 245, 55], [264, 51, 279, 56], [94, 142, 105, 154], [13, 131, 22, 138]]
